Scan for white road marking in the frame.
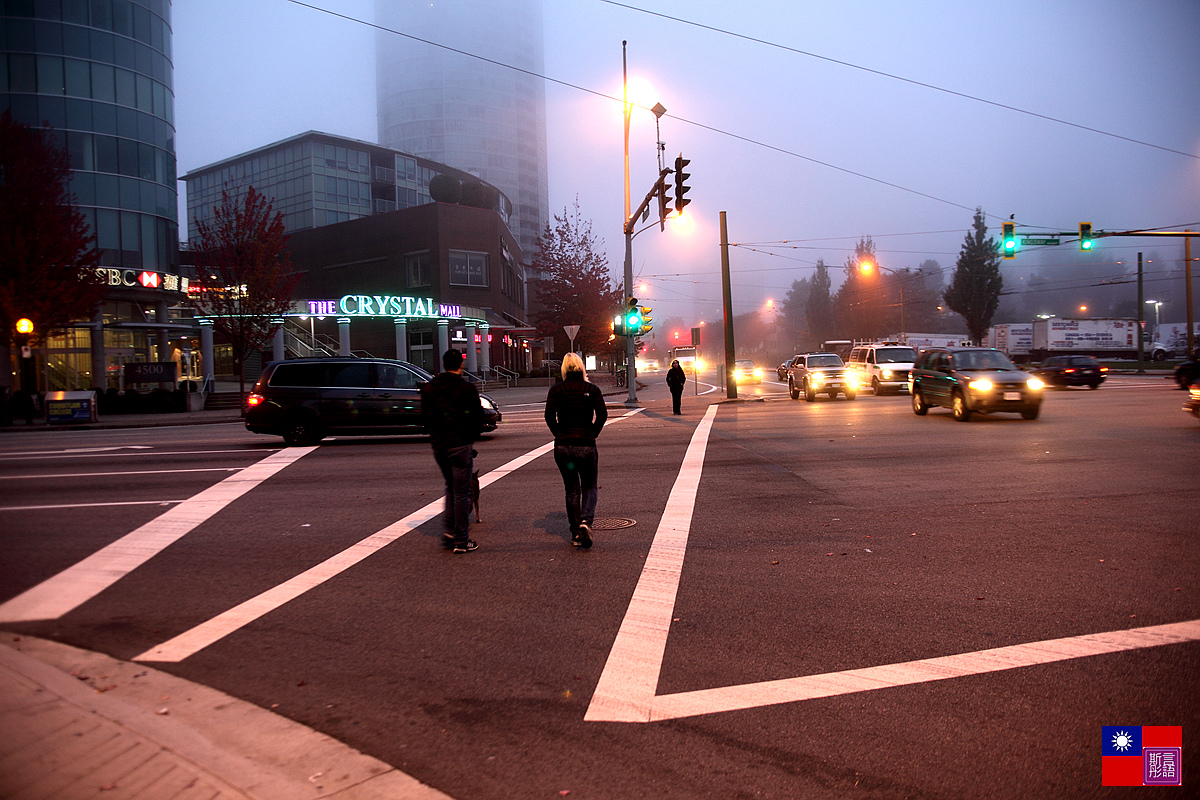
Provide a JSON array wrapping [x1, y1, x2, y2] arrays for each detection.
[[0, 468, 243, 480], [582, 403, 1200, 723], [1, 500, 184, 511], [585, 404, 718, 723], [136, 409, 647, 663], [647, 619, 1200, 722], [0, 447, 317, 623], [0, 448, 278, 462]]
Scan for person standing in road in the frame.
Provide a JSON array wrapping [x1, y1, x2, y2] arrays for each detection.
[[421, 348, 484, 553], [666, 359, 686, 415], [545, 352, 607, 548]]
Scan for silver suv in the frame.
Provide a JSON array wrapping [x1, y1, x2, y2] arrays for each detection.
[[787, 353, 858, 401]]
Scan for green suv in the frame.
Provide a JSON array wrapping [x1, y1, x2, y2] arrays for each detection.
[[910, 347, 1044, 421]]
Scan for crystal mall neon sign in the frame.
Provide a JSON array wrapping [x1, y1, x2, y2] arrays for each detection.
[[307, 296, 462, 318]]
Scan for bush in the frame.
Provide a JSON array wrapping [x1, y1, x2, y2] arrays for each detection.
[[428, 174, 462, 203]]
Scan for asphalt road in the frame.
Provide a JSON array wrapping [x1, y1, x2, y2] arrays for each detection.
[[1, 373, 1196, 799]]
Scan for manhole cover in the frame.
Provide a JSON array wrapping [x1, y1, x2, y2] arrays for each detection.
[[590, 517, 637, 531]]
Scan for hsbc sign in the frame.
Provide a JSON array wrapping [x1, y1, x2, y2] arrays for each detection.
[[95, 268, 188, 293]]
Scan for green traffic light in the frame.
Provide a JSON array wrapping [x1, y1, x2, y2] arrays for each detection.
[[627, 312, 641, 329]]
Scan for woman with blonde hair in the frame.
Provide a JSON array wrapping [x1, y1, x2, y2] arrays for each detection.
[[544, 353, 608, 548]]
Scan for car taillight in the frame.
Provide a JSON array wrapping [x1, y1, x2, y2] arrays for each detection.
[[246, 393, 265, 408], [1064, 368, 1075, 373], [1100, 367, 1108, 373]]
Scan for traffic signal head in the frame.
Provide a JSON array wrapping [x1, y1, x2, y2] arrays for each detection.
[[639, 305, 653, 335], [657, 174, 671, 224], [613, 313, 625, 337], [673, 154, 691, 215], [1079, 222, 1093, 251], [1001, 222, 1017, 259]]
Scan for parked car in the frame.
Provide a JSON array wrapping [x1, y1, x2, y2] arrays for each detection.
[[734, 359, 762, 384], [910, 347, 1044, 421], [847, 342, 918, 395], [245, 357, 501, 446], [787, 353, 858, 401], [1029, 355, 1108, 389]]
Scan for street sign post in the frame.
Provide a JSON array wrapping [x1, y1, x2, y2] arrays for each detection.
[[564, 324, 580, 353], [1020, 238, 1061, 246]]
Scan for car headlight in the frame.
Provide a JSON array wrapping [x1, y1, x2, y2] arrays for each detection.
[[1026, 377, 1045, 391], [480, 396, 497, 411], [968, 379, 993, 392], [845, 372, 859, 386], [881, 369, 893, 380], [754, 369, 762, 379], [811, 371, 825, 384]]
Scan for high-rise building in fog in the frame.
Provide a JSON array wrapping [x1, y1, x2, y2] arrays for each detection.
[[376, 0, 548, 263]]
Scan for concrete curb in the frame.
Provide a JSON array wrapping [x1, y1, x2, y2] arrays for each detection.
[[0, 635, 454, 800]]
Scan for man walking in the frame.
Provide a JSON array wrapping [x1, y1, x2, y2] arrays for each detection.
[[421, 349, 484, 553], [666, 359, 686, 415]]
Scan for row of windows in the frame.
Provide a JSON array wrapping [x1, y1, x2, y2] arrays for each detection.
[[3, 53, 174, 123], [188, 142, 309, 192], [3, 17, 172, 86], [67, 129, 174, 186], [71, 170, 175, 218], [3, 92, 175, 150], [4, 0, 172, 48], [84, 206, 177, 270], [313, 174, 369, 207], [321, 143, 369, 174]]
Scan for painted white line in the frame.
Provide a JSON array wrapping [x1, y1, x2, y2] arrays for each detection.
[[647, 620, 1200, 722], [0, 468, 242, 480], [1, 500, 185, 511], [137, 408, 647, 663], [585, 404, 718, 723], [0, 448, 278, 462], [0, 447, 317, 623]]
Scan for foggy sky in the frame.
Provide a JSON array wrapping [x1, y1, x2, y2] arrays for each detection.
[[173, 0, 1200, 328]]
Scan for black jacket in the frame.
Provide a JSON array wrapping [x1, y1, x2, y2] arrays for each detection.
[[666, 365, 686, 391], [545, 373, 607, 445], [420, 371, 483, 450]]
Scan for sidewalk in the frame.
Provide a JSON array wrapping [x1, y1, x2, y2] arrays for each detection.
[[0, 636, 454, 800]]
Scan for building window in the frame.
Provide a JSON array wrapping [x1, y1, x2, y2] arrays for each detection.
[[449, 251, 488, 288], [406, 251, 432, 288]]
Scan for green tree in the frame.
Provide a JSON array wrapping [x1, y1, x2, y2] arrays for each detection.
[[805, 259, 835, 347], [191, 186, 299, 407], [944, 208, 1003, 343], [532, 200, 621, 357], [0, 112, 105, 356], [781, 277, 810, 350]]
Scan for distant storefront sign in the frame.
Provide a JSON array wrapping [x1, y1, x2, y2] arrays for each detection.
[[306, 296, 463, 319], [124, 362, 177, 383]]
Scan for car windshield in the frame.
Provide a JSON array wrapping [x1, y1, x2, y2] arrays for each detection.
[[877, 347, 916, 363], [951, 350, 1016, 371], [808, 355, 843, 367], [736, 360, 754, 369]]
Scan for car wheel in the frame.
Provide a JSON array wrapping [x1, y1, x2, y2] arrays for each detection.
[[845, 389, 857, 400], [872, 377, 882, 396], [952, 391, 972, 422], [790, 380, 799, 400], [912, 388, 929, 415], [804, 381, 816, 402], [1021, 405, 1041, 420], [1087, 382, 1099, 390], [282, 414, 323, 446]]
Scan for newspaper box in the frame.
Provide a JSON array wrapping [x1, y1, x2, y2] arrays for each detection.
[[44, 391, 99, 423]]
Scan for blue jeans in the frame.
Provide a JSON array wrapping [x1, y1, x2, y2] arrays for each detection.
[[434, 444, 473, 547], [553, 444, 598, 533]]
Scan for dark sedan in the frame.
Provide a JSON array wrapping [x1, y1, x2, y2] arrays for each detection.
[[1030, 355, 1108, 389]]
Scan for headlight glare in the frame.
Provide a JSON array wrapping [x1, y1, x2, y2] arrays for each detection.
[[968, 379, 993, 392], [1026, 377, 1045, 391]]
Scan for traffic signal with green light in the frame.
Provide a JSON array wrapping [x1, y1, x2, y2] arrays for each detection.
[[1079, 222, 1093, 251], [673, 154, 691, 215], [639, 305, 653, 335], [1001, 222, 1017, 259]]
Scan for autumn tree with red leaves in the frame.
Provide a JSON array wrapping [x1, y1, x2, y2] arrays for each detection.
[[0, 111, 105, 358], [191, 186, 299, 407], [532, 201, 622, 358]]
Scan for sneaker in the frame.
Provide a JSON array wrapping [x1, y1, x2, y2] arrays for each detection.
[[452, 540, 479, 554], [577, 522, 592, 549]]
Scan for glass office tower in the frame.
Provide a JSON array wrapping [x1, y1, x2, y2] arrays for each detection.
[[375, 0, 548, 262], [2, 0, 184, 392]]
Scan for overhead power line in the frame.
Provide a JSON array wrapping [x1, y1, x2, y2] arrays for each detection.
[[596, 0, 1199, 161]]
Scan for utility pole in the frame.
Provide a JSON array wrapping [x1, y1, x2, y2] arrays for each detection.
[[621, 42, 635, 405], [1187, 232, 1195, 357], [1137, 253, 1144, 374], [720, 212, 736, 399]]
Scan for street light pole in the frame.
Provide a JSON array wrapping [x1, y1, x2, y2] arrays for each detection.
[[622, 41, 636, 405]]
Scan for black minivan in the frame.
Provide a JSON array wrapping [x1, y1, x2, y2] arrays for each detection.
[[245, 358, 501, 446]]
